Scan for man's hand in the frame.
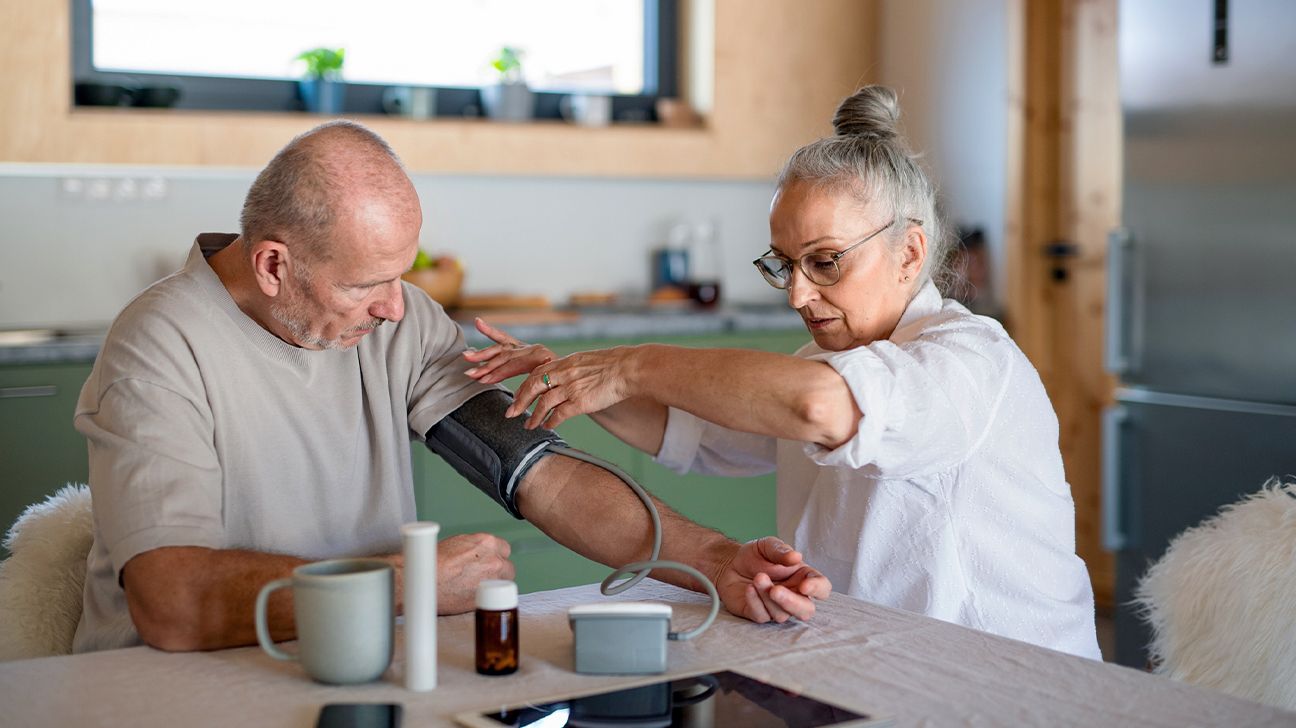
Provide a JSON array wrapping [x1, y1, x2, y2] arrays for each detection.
[[713, 537, 831, 623], [437, 532, 515, 614]]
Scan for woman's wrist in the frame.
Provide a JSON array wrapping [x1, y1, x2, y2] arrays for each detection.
[[622, 344, 658, 400]]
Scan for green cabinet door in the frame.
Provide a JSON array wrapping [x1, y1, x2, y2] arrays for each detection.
[[0, 363, 93, 558]]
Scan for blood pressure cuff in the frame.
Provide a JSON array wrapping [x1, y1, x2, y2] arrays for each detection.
[[424, 389, 565, 519]]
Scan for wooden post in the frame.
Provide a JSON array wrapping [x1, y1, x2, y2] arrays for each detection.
[[1007, 0, 1119, 607]]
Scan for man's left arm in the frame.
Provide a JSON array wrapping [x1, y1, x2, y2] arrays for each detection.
[[515, 452, 831, 623]]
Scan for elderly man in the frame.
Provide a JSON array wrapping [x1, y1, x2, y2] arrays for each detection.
[[72, 120, 829, 653]]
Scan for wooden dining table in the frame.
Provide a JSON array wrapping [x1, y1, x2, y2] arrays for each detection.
[[1, 581, 1291, 727]]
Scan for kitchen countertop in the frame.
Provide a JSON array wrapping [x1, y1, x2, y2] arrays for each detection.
[[457, 304, 805, 347], [0, 330, 107, 366], [0, 306, 806, 366]]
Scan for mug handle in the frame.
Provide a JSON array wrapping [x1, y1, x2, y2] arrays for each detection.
[[254, 578, 297, 662]]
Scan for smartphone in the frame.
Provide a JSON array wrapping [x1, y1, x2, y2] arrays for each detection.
[[316, 703, 402, 728]]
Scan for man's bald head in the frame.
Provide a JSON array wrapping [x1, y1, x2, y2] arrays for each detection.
[[239, 120, 419, 269]]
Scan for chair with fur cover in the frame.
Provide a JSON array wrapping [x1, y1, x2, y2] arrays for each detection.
[[1135, 478, 1296, 711], [0, 484, 94, 660]]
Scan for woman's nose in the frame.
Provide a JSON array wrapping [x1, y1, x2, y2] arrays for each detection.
[[786, 266, 818, 308]]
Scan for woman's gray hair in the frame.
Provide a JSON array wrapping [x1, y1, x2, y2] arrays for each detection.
[[239, 120, 404, 274], [777, 85, 950, 292]]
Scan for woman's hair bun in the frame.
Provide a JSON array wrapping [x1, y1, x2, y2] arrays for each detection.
[[832, 85, 901, 140]]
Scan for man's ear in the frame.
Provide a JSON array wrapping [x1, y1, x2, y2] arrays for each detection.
[[250, 240, 291, 298], [899, 224, 928, 282]]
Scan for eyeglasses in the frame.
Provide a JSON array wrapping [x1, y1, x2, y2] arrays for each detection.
[[752, 218, 921, 290]]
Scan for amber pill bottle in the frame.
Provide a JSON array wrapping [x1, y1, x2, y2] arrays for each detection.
[[475, 579, 519, 676]]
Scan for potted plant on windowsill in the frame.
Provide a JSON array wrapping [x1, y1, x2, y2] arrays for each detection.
[[480, 46, 533, 122], [296, 47, 346, 114]]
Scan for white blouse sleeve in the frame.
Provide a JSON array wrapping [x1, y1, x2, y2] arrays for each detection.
[[654, 406, 777, 477], [805, 315, 1017, 478]]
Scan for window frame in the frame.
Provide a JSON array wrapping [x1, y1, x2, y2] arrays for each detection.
[[70, 0, 678, 121]]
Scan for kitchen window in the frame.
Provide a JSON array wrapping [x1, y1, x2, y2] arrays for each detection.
[[71, 0, 678, 121]]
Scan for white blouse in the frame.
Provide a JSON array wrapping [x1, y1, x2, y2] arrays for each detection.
[[656, 283, 1101, 659]]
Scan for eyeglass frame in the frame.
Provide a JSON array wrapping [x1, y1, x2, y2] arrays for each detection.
[[751, 217, 923, 290]]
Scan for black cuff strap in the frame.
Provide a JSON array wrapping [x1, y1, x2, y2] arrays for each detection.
[[424, 389, 565, 519]]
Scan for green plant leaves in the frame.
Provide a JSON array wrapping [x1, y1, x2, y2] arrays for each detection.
[[491, 46, 524, 82], [295, 47, 346, 79]]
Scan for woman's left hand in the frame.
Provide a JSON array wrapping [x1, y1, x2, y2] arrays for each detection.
[[463, 318, 556, 384], [505, 347, 640, 429]]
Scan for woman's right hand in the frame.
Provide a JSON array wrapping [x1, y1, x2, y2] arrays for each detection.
[[463, 317, 557, 384]]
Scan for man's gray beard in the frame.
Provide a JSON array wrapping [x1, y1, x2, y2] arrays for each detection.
[[269, 268, 386, 350], [270, 296, 345, 350], [270, 297, 386, 351]]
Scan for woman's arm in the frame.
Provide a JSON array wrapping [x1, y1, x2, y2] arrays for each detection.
[[510, 344, 863, 449], [463, 318, 853, 451], [463, 318, 669, 453], [586, 396, 668, 455]]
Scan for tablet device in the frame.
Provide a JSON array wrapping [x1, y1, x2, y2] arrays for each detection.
[[453, 670, 891, 727]]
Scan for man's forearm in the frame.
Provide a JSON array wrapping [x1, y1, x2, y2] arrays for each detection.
[[123, 547, 309, 651], [122, 546, 405, 652], [516, 452, 739, 592]]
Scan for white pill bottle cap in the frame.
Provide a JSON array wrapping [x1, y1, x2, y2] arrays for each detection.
[[476, 579, 519, 611]]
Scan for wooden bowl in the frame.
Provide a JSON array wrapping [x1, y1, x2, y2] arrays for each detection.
[[402, 265, 464, 308]]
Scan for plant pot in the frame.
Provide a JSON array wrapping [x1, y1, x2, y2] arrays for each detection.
[[298, 78, 346, 114], [132, 86, 182, 108], [480, 82, 534, 122], [74, 82, 132, 107]]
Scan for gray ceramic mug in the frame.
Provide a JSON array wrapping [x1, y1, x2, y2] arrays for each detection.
[[254, 558, 394, 684]]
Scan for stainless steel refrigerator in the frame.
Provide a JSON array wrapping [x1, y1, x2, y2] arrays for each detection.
[[1105, 0, 1296, 667]]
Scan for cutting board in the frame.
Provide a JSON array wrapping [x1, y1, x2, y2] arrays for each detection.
[[456, 293, 551, 310], [453, 293, 579, 325], [458, 309, 581, 325]]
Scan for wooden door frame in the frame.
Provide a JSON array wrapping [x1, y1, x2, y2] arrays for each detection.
[[1005, 0, 1120, 607]]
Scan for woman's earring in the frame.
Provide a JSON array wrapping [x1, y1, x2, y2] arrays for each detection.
[[903, 274, 911, 282]]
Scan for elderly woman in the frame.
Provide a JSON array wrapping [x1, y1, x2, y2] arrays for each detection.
[[466, 85, 1101, 659]]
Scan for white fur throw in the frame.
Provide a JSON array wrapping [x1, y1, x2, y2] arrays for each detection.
[[0, 484, 94, 661], [1135, 478, 1296, 711]]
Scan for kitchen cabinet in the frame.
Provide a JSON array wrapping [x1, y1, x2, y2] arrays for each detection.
[[0, 363, 93, 558], [413, 329, 809, 593]]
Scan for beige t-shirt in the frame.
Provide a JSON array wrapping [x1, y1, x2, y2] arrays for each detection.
[[72, 234, 496, 652]]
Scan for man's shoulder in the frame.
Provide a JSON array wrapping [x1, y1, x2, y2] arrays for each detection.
[[93, 268, 220, 387], [109, 268, 212, 343]]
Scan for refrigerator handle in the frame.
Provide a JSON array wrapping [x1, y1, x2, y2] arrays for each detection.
[[1105, 228, 1134, 375], [1101, 405, 1130, 551]]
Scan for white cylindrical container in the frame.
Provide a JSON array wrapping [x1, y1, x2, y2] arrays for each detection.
[[401, 521, 440, 691]]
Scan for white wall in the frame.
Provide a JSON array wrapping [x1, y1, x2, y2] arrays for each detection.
[[1, 1, 1014, 331], [0, 165, 784, 330], [877, 0, 1010, 308]]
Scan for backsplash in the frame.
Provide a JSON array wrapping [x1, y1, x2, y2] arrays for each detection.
[[0, 165, 786, 330]]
